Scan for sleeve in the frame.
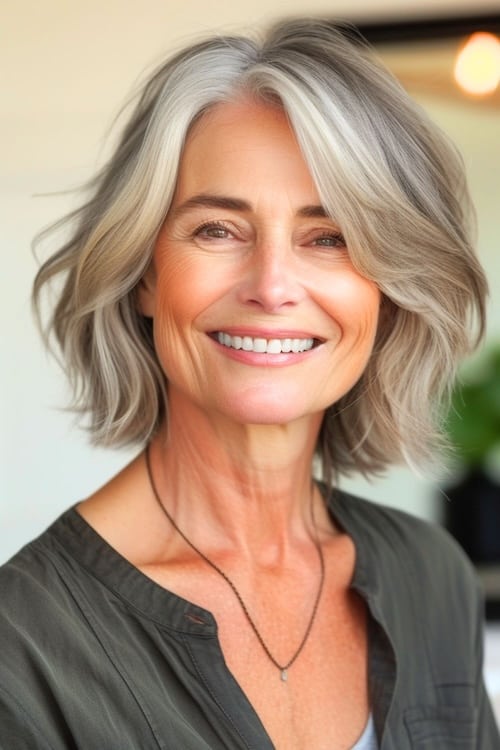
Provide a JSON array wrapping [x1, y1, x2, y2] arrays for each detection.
[[0, 555, 76, 750], [0, 686, 55, 750], [476, 680, 500, 749], [474, 588, 500, 749]]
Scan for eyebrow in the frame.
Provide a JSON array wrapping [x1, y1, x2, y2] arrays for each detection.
[[171, 193, 329, 219]]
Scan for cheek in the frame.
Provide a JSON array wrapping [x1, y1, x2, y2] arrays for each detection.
[[149, 250, 231, 384], [148, 254, 196, 372], [153, 242, 237, 308], [354, 283, 381, 343], [151, 255, 206, 343], [317, 273, 381, 341]]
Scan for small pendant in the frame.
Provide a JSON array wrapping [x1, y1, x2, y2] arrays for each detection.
[[281, 669, 288, 682]]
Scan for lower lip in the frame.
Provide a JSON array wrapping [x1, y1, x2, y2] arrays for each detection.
[[211, 338, 320, 366]]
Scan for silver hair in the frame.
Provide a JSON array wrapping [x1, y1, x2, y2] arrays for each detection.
[[33, 18, 487, 479]]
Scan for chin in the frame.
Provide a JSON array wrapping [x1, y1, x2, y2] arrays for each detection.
[[213, 391, 320, 427]]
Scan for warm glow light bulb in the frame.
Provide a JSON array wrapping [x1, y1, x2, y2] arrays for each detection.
[[454, 32, 500, 96]]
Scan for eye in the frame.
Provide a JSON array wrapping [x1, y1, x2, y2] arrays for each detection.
[[193, 221, 232, 240], [312, 231, 346, 248]]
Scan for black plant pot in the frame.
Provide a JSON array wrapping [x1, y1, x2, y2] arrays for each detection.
[[444, 469, 500, 564]]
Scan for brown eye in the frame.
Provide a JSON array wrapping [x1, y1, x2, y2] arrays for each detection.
[[194, 222, 231, 239]]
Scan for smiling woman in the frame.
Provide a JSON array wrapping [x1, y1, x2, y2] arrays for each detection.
[[137, 100, 381, 429], [0, 18, 498, 750]]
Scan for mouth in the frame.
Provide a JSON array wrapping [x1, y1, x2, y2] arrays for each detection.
[[211, 332, 322, 354]]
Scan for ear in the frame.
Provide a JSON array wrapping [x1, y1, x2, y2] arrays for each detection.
[[136, 262, 157, 318]]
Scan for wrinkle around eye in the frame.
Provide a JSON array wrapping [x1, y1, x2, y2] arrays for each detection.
[[191, 213, 262, 247]]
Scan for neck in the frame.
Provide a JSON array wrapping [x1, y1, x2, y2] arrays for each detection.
[[147, 390, 328, 563]]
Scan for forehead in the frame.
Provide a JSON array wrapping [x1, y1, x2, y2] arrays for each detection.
[[188, 97, 291, 146], [173, 98, 319, 200]]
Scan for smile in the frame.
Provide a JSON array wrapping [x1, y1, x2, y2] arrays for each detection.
[[215, 332, 315, 354]]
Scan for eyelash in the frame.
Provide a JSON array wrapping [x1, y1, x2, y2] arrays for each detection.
[[192, 221, 232, 239], [191, 221, 346, 248], [313, 231, 346, 248]]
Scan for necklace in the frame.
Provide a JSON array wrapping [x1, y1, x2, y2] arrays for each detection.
[[145, 446, 325, 682]]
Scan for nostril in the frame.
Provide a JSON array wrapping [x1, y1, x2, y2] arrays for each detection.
[[236, 254, 304, 311]]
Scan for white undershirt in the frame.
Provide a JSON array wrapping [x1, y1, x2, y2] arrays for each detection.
[[351, 714, 378, 750]]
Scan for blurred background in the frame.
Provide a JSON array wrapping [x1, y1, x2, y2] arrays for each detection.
[[1, 0, 499, 718]]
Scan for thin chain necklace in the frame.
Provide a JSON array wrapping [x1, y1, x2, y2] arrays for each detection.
[[145, 446, 325, 682]]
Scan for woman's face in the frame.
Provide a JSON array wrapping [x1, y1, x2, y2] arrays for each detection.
[[140, 99, 381, 427]]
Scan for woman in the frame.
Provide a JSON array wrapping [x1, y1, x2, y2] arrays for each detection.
[[1, 18, 498, 749]]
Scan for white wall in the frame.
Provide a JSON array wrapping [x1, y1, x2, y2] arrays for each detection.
[[2, 0, 499, 564]]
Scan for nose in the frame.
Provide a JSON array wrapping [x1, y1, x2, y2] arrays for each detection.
[[237, 240, 305, 313]]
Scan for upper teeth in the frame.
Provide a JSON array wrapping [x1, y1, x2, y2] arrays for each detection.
[[217, 333, 314, 354]]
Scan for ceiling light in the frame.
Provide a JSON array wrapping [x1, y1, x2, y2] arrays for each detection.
[[454, 31, 500, 96]]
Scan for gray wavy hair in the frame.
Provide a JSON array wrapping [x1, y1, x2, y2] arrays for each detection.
[[33, 18, 487, 479]]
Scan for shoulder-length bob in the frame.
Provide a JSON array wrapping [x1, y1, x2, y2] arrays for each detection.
[[33, 18, 487, 478]]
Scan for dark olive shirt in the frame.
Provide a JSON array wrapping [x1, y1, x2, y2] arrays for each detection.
[[0, 489, 498, 749]]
